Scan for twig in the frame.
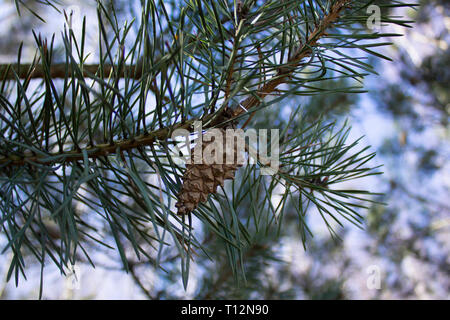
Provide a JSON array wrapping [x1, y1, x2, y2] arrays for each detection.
[[232, 0, 351, 118], [0, 63, 143, 80], [129, 263, 156, 300]]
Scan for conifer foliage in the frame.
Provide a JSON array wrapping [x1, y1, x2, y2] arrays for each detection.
[[0, 0, 414, 293]]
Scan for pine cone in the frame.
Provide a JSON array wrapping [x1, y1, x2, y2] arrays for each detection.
[[175, 128, 242, 215]]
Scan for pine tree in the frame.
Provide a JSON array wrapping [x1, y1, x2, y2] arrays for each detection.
[[0, 0, 414, 297]]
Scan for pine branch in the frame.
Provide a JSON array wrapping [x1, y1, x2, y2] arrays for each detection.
[[0, 118, 195, 166], [0, 0, 352, 168], [0, 0, 415, 292], [232, 0, 351, 117]]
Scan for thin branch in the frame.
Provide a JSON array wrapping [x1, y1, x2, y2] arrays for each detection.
[[128, 262, 157, 300], [0, 63, 142, 80], [232, 0, 351, 117], [0, 118, 197, 166]]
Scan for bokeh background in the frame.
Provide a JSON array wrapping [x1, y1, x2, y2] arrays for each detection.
[[0, 0, 448, 299]]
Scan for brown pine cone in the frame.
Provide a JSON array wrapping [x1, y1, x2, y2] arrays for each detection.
[[175, 129, 242, 215]]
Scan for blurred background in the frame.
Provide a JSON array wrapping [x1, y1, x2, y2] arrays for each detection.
[[0, 0, 448, 299]]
